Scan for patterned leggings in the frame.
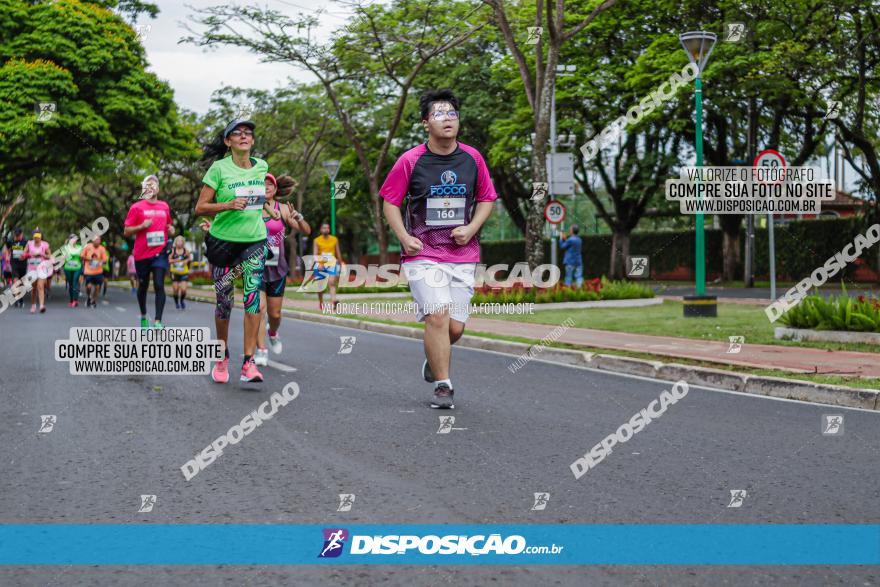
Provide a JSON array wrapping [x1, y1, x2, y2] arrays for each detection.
[[206, 234, 266, 320]]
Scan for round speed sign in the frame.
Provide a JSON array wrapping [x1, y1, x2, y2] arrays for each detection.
[[753, 149, 787, 185], [544, 200, 566, 224]]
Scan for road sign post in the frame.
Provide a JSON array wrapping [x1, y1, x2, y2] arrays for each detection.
[[754, 149, 786, 301], [545, 200, 566, 269]]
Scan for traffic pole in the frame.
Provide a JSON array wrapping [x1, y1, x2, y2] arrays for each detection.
[[330, 177, 336, 236]]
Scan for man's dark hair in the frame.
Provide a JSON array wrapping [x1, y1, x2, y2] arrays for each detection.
[[571, 225, 580, 235], [419, 89, 460, 121]]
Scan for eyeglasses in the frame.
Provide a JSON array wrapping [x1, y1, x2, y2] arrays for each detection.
[[430, 110, 459, 121], [229, 129, 254, 138]]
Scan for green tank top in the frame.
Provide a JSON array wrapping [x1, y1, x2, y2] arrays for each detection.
[[64, 243, 83, 271]]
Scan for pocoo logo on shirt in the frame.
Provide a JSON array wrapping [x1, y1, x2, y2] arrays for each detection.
[[431, 170, 466, 196]]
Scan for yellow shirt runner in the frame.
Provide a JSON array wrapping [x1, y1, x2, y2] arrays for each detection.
[[314, 234, 338, 268]]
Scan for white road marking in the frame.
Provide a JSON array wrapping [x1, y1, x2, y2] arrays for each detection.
[[240, 354, 298, 372], [116, 307, 126, 312], [267, 359, 297, 373]]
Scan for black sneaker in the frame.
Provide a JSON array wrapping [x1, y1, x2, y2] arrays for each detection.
[[422, 359, 434, 383], [430, 383, 454, 409]]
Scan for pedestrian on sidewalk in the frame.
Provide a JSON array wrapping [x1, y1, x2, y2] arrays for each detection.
[[559, 224, 583, 288]]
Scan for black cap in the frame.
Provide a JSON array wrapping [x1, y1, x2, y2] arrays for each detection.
[[223, 119, 255, 139], [14, 227, 22, 234]]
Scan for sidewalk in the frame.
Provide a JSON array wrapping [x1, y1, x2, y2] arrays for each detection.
[[250, 289, 878, 378]]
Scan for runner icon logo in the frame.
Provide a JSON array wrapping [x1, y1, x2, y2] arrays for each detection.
[[319, 528, 349, 558], [727, 490, 747, 508], [727, 336, 744, 354], [333, 181, 350, 200], [531, 492, 550, 511], [38, 415, 56, 433], [822, 414, 844, 436], [36, 102, 56, 122], [337, 494, 355, 512], [338, 336, 356, 354], [138, 495, 157, 513], [526, 26, 543, 45], [724, 22, 746, 42], [627, 256, 649, 278], [824, 101, 842, 120], [531, 182, 548, 202]]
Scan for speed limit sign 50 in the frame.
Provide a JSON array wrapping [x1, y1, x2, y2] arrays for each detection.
[[753, 149, 787, 184], [544, 200, 566, 224]]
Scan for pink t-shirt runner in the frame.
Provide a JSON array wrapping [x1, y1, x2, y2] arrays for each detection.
[[379, 142, 497, 264], [124, 200, 172, 261]]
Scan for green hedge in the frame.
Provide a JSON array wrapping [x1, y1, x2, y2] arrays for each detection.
[[481, 217, 876, 281]]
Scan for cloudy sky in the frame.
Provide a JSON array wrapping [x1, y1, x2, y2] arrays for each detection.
[[138, 1, 354, 113]]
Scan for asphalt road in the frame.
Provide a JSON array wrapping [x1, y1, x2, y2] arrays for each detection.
[[1, 286, 878, 586]]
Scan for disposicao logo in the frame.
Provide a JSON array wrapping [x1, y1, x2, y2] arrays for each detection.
[[319, 528, 348, 558]]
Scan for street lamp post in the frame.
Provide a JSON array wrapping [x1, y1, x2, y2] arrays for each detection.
[[679, 31, 718, 317], [322, 160, 340, 236]]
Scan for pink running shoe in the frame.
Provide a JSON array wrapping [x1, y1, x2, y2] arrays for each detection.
[[240, 357, 263, 383], [211, 357, 230, 384], [30, 304, 36, 314]]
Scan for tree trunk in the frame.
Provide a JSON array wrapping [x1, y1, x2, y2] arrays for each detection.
[[370, 177, 389, 265], [609, 228, 630, 279], [719, 215, 742, 282], [525, 68, 555, 270]]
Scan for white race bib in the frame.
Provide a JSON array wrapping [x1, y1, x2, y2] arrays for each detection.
[[11, 248, 23, 259], [89, 259, 101, 269], [146, 231, 165, 247], [265, 245, 280, 267], [426, 196, 466, 226], [27, 257, 41, 268], [235, 186, 266, 211], [173, 262, 185, 272]]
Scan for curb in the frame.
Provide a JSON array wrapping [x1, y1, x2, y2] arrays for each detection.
[[181, 289, 880, 412], [775, 326, 880, 346]]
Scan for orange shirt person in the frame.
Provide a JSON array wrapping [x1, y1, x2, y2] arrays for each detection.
[[81, 237, 108, 308]]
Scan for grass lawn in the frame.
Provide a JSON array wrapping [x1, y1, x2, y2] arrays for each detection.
[[479, 299, 879, 353]]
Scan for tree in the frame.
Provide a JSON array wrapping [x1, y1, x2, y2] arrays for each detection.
[[0, 0, 189, 208], [483, 0, 618, 268], [184, 0, 484, 264]]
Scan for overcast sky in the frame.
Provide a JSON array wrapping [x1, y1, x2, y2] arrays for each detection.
[[139, 1, 353, 114]]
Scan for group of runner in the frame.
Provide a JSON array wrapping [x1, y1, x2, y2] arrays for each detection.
[[3, 88, 493, 408], [190, 88, 493, 407]]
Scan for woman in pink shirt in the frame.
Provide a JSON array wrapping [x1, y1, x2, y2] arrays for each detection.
[[22, 228, 52, 313], [124, 175, 174, 329]]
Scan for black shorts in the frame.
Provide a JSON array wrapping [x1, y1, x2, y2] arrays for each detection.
[[205, 233, 266, 268], [171, 274, 189, 282], [12, 263, 27, 280], [85, 274, 104, 286], [134, 253, 169, 281], [261, 276, 286, 297]]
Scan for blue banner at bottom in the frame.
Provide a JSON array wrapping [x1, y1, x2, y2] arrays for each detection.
[[0, 525, 878, 565]]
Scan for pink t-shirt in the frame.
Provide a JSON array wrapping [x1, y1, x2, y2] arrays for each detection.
[[124, 200, 172, 261], [379, 142, 497, 264], [25, 240, 50, 266]]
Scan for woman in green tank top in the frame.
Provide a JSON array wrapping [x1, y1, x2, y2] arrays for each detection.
[[62, 234, 83, 307]]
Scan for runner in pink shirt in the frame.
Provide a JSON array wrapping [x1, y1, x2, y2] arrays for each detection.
[[124, 175, 174, 328], [381, 89, 496, 409], [22, 228, 52, 314]]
